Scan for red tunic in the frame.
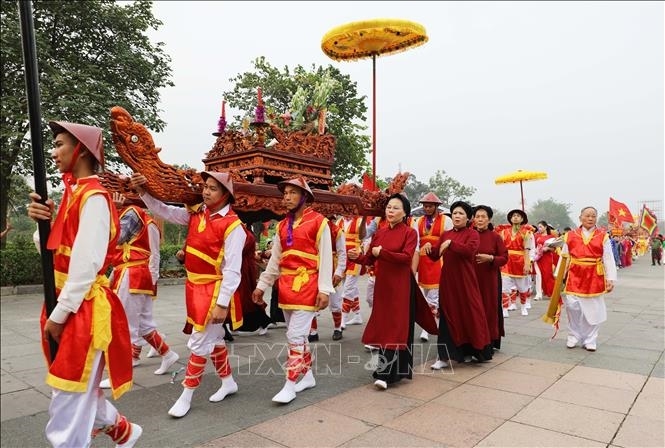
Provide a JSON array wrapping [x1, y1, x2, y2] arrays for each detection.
[[110, 205, 157, 296], [416, 214, 447, 288], [496, 224, 533, 278], [277, 208, 327, 311], [564, 228, 608, 297], [431, 227, 491, 351], [355, 222, 438, 350], [535, 233, 559, 297], [339, 216, 364, 275], [43, 178, 132, 400], [184, 208, 243, 331], [475, 229, 508, 342]]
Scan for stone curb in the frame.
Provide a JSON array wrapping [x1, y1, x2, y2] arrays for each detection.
[[0, 277, 186, 297]]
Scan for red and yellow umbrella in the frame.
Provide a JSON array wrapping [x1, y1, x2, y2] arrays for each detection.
[[322, 19, 428, 185], [495, 169, 548, 211]]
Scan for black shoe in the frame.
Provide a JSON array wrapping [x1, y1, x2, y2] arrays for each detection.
[[332, 329, 343, 341], [308, 333, 319, 342]]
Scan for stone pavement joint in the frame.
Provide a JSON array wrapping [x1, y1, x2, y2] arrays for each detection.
[[1, 258, 663, 447]]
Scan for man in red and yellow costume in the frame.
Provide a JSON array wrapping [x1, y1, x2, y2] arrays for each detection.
[[252, 176, 334, 404], [556, 206, 617, 351], [131, 170, 245, 418], [338, 214, 366, 326], [308, 216, 347, 341], [27, 121, 141, 447], [101, 195, 179, 384], [412, 192, 452, 342], [496, 209, 535, 317]]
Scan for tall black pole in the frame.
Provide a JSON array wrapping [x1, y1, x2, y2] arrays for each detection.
[[18, 0, 58, 360]]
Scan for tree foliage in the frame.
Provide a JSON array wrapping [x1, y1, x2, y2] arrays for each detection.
[[0, 0, 173, 246], [528, 198, 575, 231], [224, 57, 371, 185]]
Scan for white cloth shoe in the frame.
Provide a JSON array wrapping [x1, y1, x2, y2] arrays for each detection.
[[502, 308, 509, 318], [116, 423, 142, 448], [168, 388, 194, 418], [566, 335, 579, 349], [154, 350, 180, 375], [520, 307, 529, 316], [99, 378, 111, 389], [146, 346, 159, 358], [525, 300, 532, 309], [209, 376, 238, 402], [345, 313, 363, 326], [583, 343, 596, 352], [373, 380, 388, 390], [294, 370, 316, 392], [258, 327, 268, 336], [272, 380, 297, 404], [131, 358, 141, 367], [508, 303, 517, 311], [419, 330, 429, 342], [431, 359, 448, 370]]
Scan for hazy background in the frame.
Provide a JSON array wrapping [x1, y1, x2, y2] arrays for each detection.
[[146, 1, 664, 221]]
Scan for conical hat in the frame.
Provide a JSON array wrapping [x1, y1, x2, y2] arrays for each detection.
[[278, 176, 314, 202], [201, 171, 235, 202], [48, 121, 104, 167], [419, 192, 442, 205], [507, 209, 528, 224]]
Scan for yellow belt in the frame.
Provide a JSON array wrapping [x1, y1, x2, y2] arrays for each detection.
[[280, 267, 317, 292], [115, 259, 148, 270], [570, 257, 604, 276], [508, 250, 527, 255], [187, 272, 222, 285]]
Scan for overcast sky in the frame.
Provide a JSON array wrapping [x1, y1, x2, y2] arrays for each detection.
[[146, 1, 663, 221]]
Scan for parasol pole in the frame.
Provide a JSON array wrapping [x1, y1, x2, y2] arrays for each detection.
[[18, 0, 58, 360], [372, 54, 377, 187], [520, 180, 525, 211]]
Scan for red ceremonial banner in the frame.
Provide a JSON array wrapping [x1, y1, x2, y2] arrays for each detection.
[[639, 205, 658, 235]]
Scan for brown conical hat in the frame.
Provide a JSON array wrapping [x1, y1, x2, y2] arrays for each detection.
[[201, 171, 235, 202], [278, 176, 314, 202], [419, 192, 442, 205], [48, 121, 104, 168]]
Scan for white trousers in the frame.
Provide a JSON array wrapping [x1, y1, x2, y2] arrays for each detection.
[[46, 351, 119, 448], [501, 275, 531, 294], [284, 309, 316, 346], [565, 295, 603, 347], [342, 274, 360, 299], [366, 275, 375, 308], [188, 322, 226, 357], [421, 287, 439, 309], [329, 284, 343, 313], [115, 272, 158, 346], [533, 262, 543, 297]]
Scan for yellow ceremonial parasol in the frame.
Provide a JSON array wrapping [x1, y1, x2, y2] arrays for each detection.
[[322, 18, 428, 185], [495, 169, 548, 211]]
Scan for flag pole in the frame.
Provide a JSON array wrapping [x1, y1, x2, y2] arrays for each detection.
[[18, 0, 58, 360]]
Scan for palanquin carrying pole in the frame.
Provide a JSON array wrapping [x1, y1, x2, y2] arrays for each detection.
[[18, 0, 58, 359]]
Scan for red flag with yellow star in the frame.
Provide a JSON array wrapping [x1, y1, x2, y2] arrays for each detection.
[[609, 198, 634, 226]]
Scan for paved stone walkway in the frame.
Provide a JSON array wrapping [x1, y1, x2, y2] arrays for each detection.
[[1, 257, 663, 447]]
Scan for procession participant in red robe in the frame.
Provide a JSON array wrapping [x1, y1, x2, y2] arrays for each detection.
[[621, 236, 634, 267], [308, 217, 347, 341], [349, 194, 438, 389], [338, 215, 366, 326], [533, 220, 560, 299], [413, 192, 452, 342], [28, 121, 140, 447], [131, 171, 245, 418], [495, 210, 535, 317], [252, 177, 335, 403], [99, 197, 179, 390], [557, 206, 617, 351], [425, 201, 493, 367], [473, 205, 508, 350]]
